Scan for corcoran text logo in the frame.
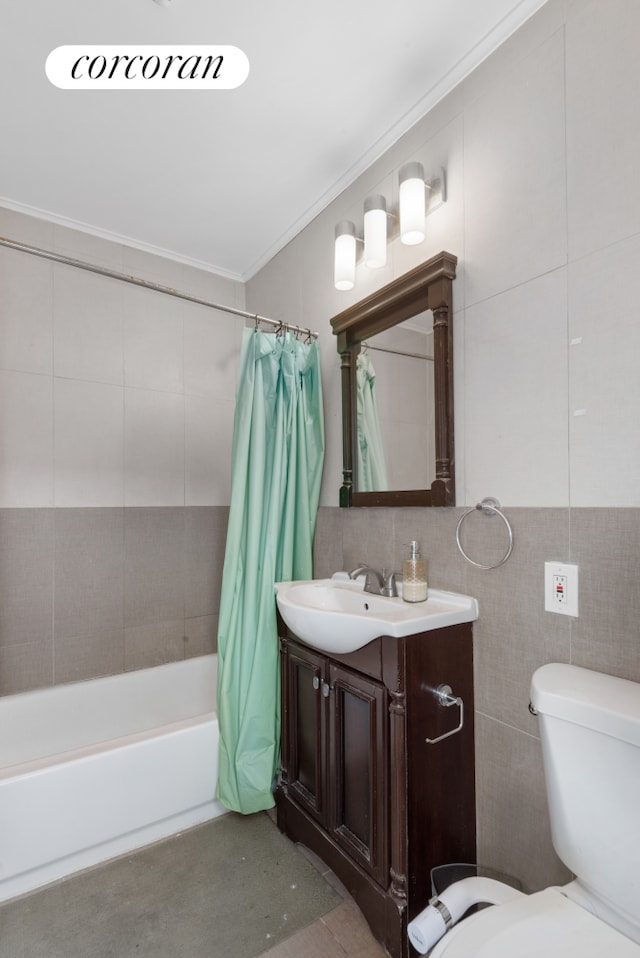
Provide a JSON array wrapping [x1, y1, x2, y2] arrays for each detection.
[[45, 45, 250, 90]]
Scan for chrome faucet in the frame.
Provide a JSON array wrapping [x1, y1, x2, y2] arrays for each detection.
[[349, 565, 399, 597]]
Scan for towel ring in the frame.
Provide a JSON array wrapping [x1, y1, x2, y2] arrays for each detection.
[[455, 497, 514, 570]]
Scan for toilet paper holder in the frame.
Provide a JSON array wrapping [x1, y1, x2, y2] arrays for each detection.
[[425, 684, 464, 744]]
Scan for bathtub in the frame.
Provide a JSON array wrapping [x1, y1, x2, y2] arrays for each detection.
[[0, 653, 225, 903]]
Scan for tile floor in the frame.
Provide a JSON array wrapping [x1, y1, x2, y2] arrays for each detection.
[[0, 813, 388, 958], [261, 897, 387, 958], [267, 844, 387, 958]]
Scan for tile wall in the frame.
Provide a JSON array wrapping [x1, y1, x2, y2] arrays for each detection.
[[248, 0, 640, 895], [313, 505, 640, 893], [0, 206, 243, 694]]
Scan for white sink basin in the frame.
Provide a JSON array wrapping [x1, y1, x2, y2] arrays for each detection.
[[274, 573, 478, 654]]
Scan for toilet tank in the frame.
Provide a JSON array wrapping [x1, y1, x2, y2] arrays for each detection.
[[530, 663, 640, 928]]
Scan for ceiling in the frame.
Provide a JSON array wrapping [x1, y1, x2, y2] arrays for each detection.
[[1, 0, 547, 281]]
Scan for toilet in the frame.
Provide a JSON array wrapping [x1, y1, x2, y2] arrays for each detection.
[[408, 663, 640, 956]]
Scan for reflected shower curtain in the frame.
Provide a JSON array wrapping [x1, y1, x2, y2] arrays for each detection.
[[356, 352, 388, 491], [216, 328, 324, 814]]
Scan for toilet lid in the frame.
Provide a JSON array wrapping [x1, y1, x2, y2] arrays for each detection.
[[429, 888, 640, 958]]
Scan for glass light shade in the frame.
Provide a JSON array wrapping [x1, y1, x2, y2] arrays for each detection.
[[399, 161, 426, 246], [334, 221, 356, 291], [363, 195, 387, 269]]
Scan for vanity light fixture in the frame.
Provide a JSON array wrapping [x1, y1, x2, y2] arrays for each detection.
[[334, 221, 357, 291], [363, 194, 388, 269], [399, 162, 447, 246], [334, 163, 447, 289]]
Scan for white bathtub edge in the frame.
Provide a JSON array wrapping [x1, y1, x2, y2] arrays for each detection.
[[0, 798, 228, 905]]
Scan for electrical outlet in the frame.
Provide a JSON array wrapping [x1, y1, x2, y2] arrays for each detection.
[[545, 562, 579, 617]]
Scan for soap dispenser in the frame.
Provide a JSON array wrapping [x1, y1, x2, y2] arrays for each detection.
[[403, 541, 428, 603]]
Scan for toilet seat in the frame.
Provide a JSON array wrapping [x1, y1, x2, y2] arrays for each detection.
[[428, 887, 640, 958]]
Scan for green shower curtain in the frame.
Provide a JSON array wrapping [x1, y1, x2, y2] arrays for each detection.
[[356, 352, 388, 491], [216, 328, 324, 814]]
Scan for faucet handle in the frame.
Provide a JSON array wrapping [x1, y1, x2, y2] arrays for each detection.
[[382, 570, 401, 597]]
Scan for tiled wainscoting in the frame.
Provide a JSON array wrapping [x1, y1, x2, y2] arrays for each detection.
[[0, 506, 227, 695], [3, 500, 638, 898], [313, 504, 640, 895]]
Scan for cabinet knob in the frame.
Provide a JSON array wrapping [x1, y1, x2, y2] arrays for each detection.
[[311, 676, 331, 696]]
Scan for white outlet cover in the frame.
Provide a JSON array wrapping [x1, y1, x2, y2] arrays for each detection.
[[544, 562, 579, 617]]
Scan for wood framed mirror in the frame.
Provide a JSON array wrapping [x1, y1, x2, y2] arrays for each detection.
[[330, 250, 456, 507]]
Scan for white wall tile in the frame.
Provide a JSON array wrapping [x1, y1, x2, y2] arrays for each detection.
[[0, 249, 52, 376], [0, 209, 248, 509], [0, 207, 54, 249], [54, 379, 124, 506], [53, 265, 124, 385], [53, 225, 125, 271], [123, 285, 183, 393], [122, 245, 184, 289], [460, 2, 567, 111], [569, 235, 640, 506], [185, 394, 233, 506], [566, 0, 640, 261], [464, 269, 569, 506], [464, 30, 567, 306], [183, 301, 242, 399], [0, 371, 53, 507], [124, 388, 184, 506], [181, 263, 246, 310]]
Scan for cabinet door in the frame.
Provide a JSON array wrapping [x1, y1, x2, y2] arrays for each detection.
[[328, 663, 389, 887], [284, 644, 327, 825]]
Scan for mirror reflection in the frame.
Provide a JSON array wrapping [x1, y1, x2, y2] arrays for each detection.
[[356, 310, 434, 492]]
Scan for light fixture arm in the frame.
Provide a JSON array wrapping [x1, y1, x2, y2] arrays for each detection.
[[426, 166, 447, 207]]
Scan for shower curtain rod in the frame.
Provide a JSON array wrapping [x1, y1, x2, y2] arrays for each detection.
[[0, 236, 319, 340], [362, 340, 433, 362]]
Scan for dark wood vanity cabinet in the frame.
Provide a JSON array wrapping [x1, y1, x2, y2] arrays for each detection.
[[283, 643, 389, 885], [276, 623, 476, 958]]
